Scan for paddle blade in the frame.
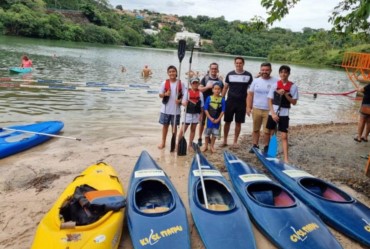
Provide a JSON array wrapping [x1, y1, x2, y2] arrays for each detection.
[[267, 134, 278, 157], [170, 133, 176, 152], [192, 142, 201, 154], [178, 40, 186, 63], [177, 137, 187, 156]]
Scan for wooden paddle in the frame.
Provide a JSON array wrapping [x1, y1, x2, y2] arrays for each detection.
[[0, 127, 81, 141], [365, 153, 370, 177], [267, 96, 282, 157], [192, 142, 209, 208], [178, 47, 194, 156], [170, 40, 186, 152]]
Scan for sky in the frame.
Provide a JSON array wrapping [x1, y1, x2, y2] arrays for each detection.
[[109, 0, 339, 32]]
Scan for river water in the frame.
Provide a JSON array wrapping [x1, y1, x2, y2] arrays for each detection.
[[0, 36, 359, 141]]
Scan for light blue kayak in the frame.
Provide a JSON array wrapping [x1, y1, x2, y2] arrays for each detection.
[[0, 121, 64, 158], [224, 151, 343, 249], [9, 67, 33, 73]]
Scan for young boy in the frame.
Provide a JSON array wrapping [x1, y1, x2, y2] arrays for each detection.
[[203, 82, 226, 153], [158, 65, 185, 150], [177, 77, 204, 151], [266, 65, 299, 163]]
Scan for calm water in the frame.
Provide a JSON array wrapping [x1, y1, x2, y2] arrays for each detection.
[[0, 36, 359, 140]]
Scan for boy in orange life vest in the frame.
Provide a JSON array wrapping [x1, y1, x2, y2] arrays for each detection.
[[177, 77, 204, 151], [203, 82, 226, 153], [266, 65, 299, 163], [158, 65, 185, 149]]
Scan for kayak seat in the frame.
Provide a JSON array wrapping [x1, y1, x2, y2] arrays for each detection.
[[305, 185, 323, 196], [322, 187, 347, 202], [273, 190, 295, 207], [136, 180, 173, 214], [251, 190, 274, 206], [84, 189, 126, 211], [300, 178, 351, 202], [197, 180, 235, 211]]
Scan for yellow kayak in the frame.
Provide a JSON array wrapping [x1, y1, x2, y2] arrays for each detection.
[[31, 162, 126, 249]]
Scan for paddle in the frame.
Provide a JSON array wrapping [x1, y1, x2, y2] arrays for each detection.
[[267, 96, 282, 157], [0, 127, 81, 141], [170, 40, 186, 152], [178, 47, 194, 156], [192, 142, 209, 208]]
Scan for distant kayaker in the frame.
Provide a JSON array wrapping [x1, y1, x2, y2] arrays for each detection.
[[266, 65, 299, 163], [21, 55, 32, 68], [141, 65, 152, 78], [158, 65, 186, 149]]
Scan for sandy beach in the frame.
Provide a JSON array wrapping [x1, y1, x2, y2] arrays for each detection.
[[0, 122, 369, 249]]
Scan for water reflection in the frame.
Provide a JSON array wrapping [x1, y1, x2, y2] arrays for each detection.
[[0, 36, 359, 140]]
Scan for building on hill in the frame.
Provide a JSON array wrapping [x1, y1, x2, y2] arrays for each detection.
[[174, 31, 200, 48]]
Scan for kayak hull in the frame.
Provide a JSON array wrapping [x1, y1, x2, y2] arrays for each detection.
[[126, 151, 191, 249], [0, 121, 64, 158], [188, 152, 257, 249], [224, 151, 343, 249], [9, 67, 32, 73], [31, 162, 126, 249], [253, 147, 370, 247]]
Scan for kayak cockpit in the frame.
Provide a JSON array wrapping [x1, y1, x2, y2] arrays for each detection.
[[135, 179, 174, 214], [299, 178, 353, 203], [196, 179, 235, 212], [247, 182, 296, 208]]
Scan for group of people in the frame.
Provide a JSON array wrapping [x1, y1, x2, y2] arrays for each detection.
[[158, 57, 299, 163]]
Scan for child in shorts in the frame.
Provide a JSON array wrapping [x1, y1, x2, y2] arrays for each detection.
[[203, 82, 226, 153]]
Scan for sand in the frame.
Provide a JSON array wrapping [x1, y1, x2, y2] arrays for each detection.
[[0, 122, 369, 249]]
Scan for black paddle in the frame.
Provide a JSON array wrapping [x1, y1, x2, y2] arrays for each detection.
[[178, 47, 194, 156], [170, 40, 186, 152]]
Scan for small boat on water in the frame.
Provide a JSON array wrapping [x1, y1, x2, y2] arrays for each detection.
[[188, 148, 257, 249], [126, 151, 191, 249], [0, 121, 64, 158], [253, 147, 370, 247], [9, 67, 32, 73], [31, 162, 126, 249], [224, 151, 343, 249]]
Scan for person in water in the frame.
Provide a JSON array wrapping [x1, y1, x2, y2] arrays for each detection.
[[266, 65, 299, 163], [177, 77, 204, 151], [158, 65, 185, 149], [202, 82, 226, 153], [21, 55, 32, 68], [142, 65, 153, 78]]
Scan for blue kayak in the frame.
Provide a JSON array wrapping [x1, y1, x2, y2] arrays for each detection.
[[9, 67, 32, 73], [224, 151, 343, 249], [0, 121, 64, 158], [188, 150, 257, 249], [253, 147, 370, 247], [126, 151, 191, 249]]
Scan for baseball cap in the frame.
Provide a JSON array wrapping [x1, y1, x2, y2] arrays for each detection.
[[190, 77, 200, 84], [213, 81, 223, 89]]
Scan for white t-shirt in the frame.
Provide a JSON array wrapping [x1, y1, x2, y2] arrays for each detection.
[[159, 80, 186, 115], [267, 82, 299, 116], [249, 76, 278, 110]]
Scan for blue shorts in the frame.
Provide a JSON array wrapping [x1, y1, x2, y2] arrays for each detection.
[[204, 128, 220, 137], [159, 113, 180, 125]]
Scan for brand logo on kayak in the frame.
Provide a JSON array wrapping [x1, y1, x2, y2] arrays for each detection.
[[192, 169, 222, 177], [283, 170, 314, 178], [139, 225, 183, 246], [290, 223, 319, 242], [363, 219, 370, 232], [135, 170, 165, 178], [239, 174, 271, 183]]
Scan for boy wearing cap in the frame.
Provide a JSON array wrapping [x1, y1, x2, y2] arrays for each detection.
[[178, 77, 204, 151], [203, 82, 226, 153]]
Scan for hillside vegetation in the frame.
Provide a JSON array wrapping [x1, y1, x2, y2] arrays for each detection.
[[0, 0, 369, 67]]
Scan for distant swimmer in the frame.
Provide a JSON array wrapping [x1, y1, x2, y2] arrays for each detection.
[[121, 65, 127, 73], [142, 65, 153, 78]]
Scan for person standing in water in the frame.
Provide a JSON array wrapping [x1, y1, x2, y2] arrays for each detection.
[[21, 55, 32, 68], [142, 65, 153, 78]]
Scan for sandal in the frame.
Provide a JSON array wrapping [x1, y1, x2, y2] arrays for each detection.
[[354, 138, 361, 142], [361, 137, 368, 142]]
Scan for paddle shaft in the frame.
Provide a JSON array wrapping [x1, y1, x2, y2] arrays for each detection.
[[1, 127, 81, 141], [182, 47, 194, 138], [196, 153, 209, 209]]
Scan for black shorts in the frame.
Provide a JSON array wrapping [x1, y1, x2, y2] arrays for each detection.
[[224, 99, 246, 123], [266, 115, 290, 133]]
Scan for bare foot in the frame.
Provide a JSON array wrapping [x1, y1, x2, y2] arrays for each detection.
[[188, 146, 194, 152], [157, 144, 165, 149], [211, 147, 216, 153], [219, 143, 228, 148], [202, 146, 208, 152], [231, 143, 239, 149]]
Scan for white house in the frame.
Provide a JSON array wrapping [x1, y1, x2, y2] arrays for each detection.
[[174, 31, 200, 47]]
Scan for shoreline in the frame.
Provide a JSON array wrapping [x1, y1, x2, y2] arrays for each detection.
[[0, 122, 368, 249]]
